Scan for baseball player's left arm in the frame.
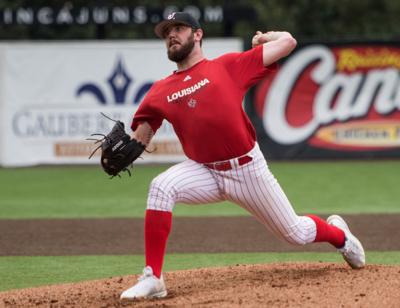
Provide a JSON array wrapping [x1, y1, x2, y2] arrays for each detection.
[[130, 121, 154, 146], [252, 31, 297, 66]]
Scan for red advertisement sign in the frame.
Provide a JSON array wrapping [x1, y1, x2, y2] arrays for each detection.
[[253, 43, 400, 158]]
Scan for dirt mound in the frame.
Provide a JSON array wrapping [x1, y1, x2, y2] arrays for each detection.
[[1, 262, 399, 307]]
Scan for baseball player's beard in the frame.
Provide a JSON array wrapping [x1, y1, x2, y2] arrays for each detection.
[[167, 34, 195, 63]]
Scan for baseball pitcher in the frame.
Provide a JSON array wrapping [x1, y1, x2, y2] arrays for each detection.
[[94, 12, 365, 300]]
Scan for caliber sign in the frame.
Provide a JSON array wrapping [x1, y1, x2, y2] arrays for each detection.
[[254, 43, 400, 159]]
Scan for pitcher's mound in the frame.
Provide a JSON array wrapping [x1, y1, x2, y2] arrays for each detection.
[[1, 262, 399, 307]]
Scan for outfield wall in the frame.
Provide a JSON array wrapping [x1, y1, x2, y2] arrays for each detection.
[[0, 39, 241, 167]]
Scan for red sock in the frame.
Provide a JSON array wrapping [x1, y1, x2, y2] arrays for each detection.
[[144, 209, 172, 278], [307, 214, 345, 248]]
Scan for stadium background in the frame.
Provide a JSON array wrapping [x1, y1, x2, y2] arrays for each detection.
[[0, 1, 399, 306]]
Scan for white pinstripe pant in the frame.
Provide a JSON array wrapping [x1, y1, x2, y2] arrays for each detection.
[[147, 143, 317, 245]]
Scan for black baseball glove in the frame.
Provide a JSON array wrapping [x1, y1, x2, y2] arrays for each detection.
[[88, 114, 145, 177]]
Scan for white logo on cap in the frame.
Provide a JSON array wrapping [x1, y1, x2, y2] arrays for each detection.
[[168, 13, 176, 20]]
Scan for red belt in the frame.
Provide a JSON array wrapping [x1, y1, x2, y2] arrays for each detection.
[[204, 155, 253, 171]]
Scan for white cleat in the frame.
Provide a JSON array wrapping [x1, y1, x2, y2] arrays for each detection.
[[327, 215, 366, 269], [120, 266, 167, 300]]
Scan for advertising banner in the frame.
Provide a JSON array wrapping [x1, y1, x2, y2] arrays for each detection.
[[252, 42, 400, 159], [0, 39, 241, 166]]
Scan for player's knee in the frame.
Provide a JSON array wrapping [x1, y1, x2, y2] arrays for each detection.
[[149, 176, 163, 191], [147, 176, 176, 212], [281, 220, 314, 246], [149, 176, 176, 197], [282, 232, 308, 246]]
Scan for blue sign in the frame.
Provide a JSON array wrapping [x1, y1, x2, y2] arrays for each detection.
[[76, 56, 153, 105]]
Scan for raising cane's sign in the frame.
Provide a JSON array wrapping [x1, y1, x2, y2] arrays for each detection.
[[254, 43, 400, 159]]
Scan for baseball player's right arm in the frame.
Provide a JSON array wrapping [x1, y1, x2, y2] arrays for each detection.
[[131, 122, 154, 146], [252, 31, 297, 66]]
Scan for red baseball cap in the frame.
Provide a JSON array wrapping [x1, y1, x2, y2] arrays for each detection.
[[154, 12, 202, 38]]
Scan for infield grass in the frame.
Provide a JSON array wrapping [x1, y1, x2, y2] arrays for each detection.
[[0, 161, 399, 218], [1, 251, 399, 291]]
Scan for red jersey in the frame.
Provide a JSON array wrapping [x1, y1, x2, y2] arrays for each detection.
[[131, 45, 275, 163]]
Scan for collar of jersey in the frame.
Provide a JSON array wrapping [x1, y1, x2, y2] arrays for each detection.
[[173, 58, 207, 74]]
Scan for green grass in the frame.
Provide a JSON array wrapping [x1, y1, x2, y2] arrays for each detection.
[[0, 161, 399, 218], [0, 251, 399, 292]]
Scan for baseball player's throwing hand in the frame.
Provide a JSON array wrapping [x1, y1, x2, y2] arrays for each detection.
[[252, 31, 290, 47]]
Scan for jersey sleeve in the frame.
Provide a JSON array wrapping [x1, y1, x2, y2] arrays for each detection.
[[215, 45, 277, 90], [131, 84, 164, 133]]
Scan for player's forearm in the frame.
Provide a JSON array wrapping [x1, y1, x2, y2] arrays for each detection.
[[252, 31, 296, 49], [252, 31, 297, 66], [131, 121, 154, 146]]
